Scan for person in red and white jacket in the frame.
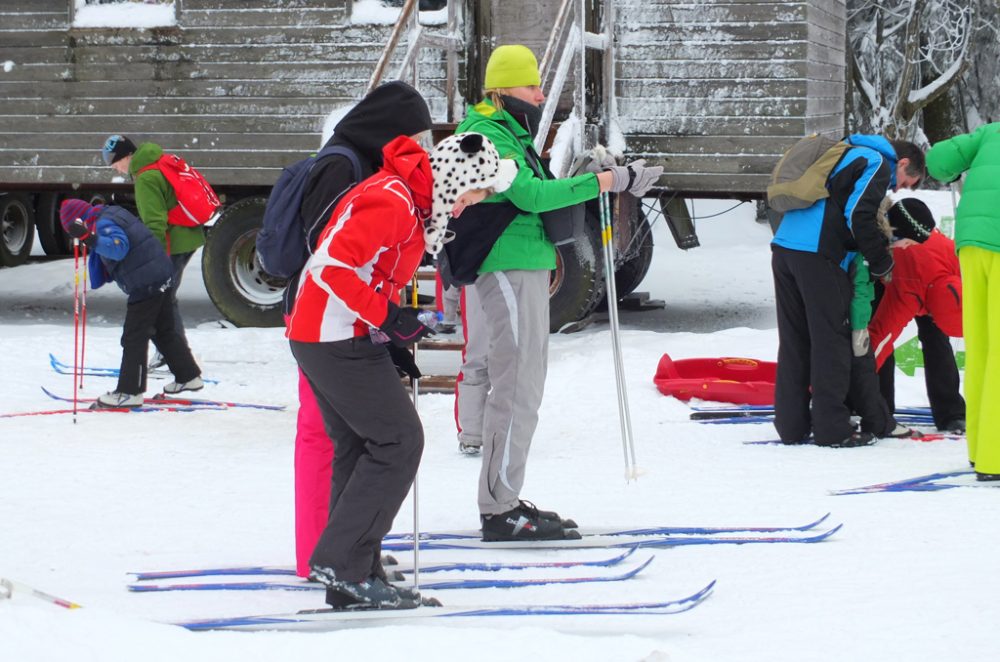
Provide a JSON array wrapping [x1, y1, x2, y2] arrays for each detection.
[[869, 197, 966, 432], [286, 132, 515, 610]]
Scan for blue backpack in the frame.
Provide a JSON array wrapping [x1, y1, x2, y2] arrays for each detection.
[[256, 145, 363, 279]]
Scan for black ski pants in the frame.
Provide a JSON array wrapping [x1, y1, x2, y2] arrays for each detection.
[[290, 337, 424, 583], [772, 246, 855, 444], [879, 314, 966, 428], [117, 290, 200, 395]]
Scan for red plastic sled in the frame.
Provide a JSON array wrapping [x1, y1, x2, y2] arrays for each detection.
[[653, 353, 776, 405]]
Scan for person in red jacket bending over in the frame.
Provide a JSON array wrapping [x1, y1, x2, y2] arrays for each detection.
[[285, 132, 516, 611], [869, 197, 965, 433]]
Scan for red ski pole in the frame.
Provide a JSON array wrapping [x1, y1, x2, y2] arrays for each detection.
[[79, 242, 88, 391], [72, 238, 81, 423]]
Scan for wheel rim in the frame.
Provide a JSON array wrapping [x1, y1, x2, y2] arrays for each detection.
[[1, 199, 31, 254], [227, 229, 285, 307], [549, 250, 565, 296]]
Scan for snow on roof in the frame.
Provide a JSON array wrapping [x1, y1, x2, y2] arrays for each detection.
[[351, 0, 446, 26], [72, 0, 177, 29]]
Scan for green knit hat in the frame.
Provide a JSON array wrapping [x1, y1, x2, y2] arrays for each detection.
[[484, 45, 541, 89]]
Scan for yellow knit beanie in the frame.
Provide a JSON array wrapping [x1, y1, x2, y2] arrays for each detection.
[[484, 45, 541, 89]]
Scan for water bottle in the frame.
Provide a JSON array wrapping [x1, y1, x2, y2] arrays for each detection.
[[369, 309, 441, 344], [417, 310, 442, 331]]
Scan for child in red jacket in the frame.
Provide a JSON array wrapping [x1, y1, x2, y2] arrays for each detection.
[[286, 132, 515, 610], [869, 197, 965, 432]]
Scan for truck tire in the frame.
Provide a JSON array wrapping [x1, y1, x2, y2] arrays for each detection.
[[549, 203, 604, 332], [613, 212, 654, 299], [35, 192, 73, 256], [0, 193, 36, 267], [201, 196, 285, 327]]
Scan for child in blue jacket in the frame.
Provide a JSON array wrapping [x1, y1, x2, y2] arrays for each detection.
[[59, 199, 202, 407]]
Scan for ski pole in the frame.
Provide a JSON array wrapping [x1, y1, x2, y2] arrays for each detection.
[[72, 238, 81, 423], [409, 276, 421, 591], [598, 192, 639, 481], [0, 577, 82, 609], [79, 242, 88, 391]]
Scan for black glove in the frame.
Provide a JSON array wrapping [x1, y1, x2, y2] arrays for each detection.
[[379, 302, 436, 348], [386, 343, 422, 380], [66, 219, 96, 249]]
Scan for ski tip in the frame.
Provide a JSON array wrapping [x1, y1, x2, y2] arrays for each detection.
[[817, 523, 844, 539], [631, 556, 655, 574]]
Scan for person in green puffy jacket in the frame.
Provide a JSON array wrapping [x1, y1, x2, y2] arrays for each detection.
[[452, 44, 662, 541], [926, 123, 1000, 481], [102, 135, 207, 372]]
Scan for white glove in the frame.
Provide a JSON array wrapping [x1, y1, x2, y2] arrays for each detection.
[[852, 329, 870, 357], [605, 159, 664, 197]]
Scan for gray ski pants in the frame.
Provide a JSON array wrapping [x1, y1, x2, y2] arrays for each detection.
[[458, 270, 550, 516]]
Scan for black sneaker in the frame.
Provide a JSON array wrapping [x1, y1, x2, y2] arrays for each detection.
[[519, 500, 578, 529], [312, 566, 420, 610], [816, 431, 877, 448], [976, 472, 1000, 482], [481, 504, 569, 541]]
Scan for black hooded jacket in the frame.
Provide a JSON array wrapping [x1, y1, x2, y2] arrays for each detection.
[[299, 81, 432, 235], [283, 81, 431, 314]]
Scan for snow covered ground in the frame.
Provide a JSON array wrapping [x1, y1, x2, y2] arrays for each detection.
[[2, 196, 995, 662]]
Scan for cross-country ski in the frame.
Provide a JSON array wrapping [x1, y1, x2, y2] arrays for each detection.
[[175, 581, 717, 632], [128, 556, 656, 593], [129, 548, 641, 581]]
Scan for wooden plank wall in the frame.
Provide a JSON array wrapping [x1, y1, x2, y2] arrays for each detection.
[[0, 0, 453, 187], [615, 0, 847, 195]]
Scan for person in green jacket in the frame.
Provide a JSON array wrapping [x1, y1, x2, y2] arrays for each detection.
[[102, 135, 206, 385], [926, 123, 1000, 481], [453, 44, 662, 540]]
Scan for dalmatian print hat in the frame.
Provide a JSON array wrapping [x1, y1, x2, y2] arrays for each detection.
[[425, 132, 517, 255]]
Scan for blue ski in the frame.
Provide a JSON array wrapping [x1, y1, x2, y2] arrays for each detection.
[[48, 354, 219, 384], [831, 469, 981, 495], [174, 580, 716, 631], [130, 548, 640, 581], [379, 525, 842, 551], [382, 512, 831, 542], [129, 557, 654, 593]]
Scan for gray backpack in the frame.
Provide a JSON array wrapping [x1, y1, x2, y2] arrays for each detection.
[[767, 134, 849, 214]]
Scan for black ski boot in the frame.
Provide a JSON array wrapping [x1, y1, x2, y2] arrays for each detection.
[[480, 504, 581, 541], [519, 500, 578, 529], [312, 566, 420, 610]]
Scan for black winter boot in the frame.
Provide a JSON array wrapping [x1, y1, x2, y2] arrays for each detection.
[[312, 566, 420, 610], [519, 500, 578, 529], [480, 504, 580, 541]]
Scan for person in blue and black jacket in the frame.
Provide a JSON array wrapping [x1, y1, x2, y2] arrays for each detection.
[[770, 135, 924, 447], [59, 199, 202, 409]]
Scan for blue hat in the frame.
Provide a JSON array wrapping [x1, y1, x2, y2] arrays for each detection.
[[102, 135, 137, 166]]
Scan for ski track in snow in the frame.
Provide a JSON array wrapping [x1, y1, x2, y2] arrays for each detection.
[[1, 196, 994, 662]]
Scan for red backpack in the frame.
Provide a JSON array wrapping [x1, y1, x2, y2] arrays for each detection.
[[138, 153, 220, 227]]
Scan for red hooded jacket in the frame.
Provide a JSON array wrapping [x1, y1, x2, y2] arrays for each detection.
[[286, 136, 433, 343], [869, 230, 962, 370]]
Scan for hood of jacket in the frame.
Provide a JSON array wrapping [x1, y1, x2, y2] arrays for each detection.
[[129, 142, 164, 175], [847, 134, 898, 189], [847, 134, 897, 162], [380, 135, 433, 215], [324, 81, 432, 169]]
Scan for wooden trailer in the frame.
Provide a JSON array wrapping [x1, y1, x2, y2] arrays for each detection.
[[0, 0, 846, 329]]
